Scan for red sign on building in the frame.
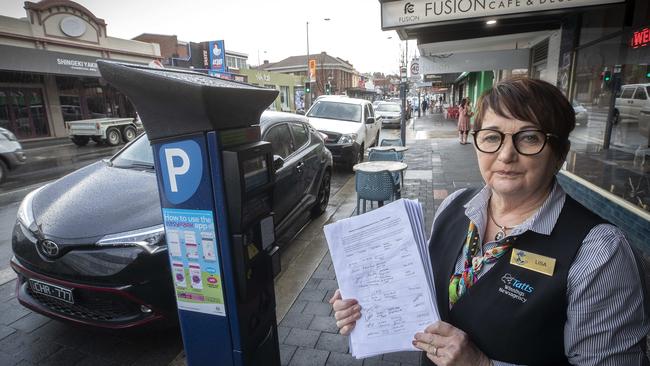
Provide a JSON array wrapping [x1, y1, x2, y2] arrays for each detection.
[[630, 27, 650, 49]]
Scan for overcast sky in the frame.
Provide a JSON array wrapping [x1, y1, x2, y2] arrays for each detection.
[[1, 0, 419, 75]]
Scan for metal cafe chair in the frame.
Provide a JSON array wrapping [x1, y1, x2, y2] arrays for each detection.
[[368, 150, 403, 194], [380, 138, 403, 147], [369, 148, 402, 162], [355, 170, 400, 214]]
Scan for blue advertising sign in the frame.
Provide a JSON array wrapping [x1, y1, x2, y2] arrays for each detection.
[[209, 40, 226, 72]]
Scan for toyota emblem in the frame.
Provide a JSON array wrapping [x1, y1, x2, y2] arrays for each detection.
[[39, 240, 60, 258]]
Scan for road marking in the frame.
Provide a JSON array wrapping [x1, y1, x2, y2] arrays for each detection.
[[0, 267, 17, 286]]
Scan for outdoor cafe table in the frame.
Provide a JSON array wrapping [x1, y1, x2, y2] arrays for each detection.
[[353, 161, 408, 173], [368, 146, 409, 153]]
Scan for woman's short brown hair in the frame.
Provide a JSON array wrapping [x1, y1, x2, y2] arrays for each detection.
[[474, 77, 574, 161]]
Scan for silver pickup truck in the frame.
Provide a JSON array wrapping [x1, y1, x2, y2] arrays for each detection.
[[66, 117, 142, 146]]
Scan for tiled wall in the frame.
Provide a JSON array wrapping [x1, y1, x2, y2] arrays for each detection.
[[557, 173, 650, 255]]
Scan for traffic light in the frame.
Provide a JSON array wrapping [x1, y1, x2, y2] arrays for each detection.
[[305, 82, 310, 93], [646, 65, 650, 78], [603, 71, 611, 82], [325, 83, 331, 95]]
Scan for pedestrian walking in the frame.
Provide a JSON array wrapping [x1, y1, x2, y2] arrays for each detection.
[[457, 97, 473, 144], [421, 99, 428, 116], [329, 77, 650, 365]]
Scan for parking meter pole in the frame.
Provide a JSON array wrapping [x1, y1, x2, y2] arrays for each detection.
[[98, 61, 281, 366]]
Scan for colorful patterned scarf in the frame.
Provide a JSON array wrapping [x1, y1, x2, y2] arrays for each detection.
[[448, 221, 513, 306]]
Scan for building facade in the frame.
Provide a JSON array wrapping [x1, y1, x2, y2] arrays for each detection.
[[132, 34, 249, 77], [239, 69, 304, 113], [258, 52, 359, 98], [381, 0, 650, 254], [0, 0, 161, 141]]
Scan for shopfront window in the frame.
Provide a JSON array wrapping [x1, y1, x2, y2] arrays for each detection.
[[280, 86, 290, 111], [578, 6, 625, 46], [56, 76, 136, 122], [0, 87, 50, 139], [568, 24, 650, 212], [57, 77, 84, 122]]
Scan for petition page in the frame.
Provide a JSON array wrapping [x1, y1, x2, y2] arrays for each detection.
[[324, 199, 439, 358]]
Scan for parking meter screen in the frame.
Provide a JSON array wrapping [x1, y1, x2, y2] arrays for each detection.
[[242, 156, 268, 191]]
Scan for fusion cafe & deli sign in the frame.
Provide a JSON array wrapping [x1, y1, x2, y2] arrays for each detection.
[[381, 0, 624, 29]]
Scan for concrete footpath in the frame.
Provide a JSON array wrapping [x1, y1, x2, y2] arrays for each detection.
[[271, 112, 484, 366], [167, 112, 484, 366]]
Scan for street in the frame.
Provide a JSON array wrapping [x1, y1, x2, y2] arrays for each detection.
[[0, 0, 648, 364], [0, 126, 402, 365]]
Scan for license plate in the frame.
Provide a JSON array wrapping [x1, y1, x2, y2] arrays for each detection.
[[28, 279, 74, 304]]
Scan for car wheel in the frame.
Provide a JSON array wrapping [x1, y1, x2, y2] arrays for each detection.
[[612, 110, 620, 125], [106, 128, 122, 146], [311, 170, 331, 217], [0, 159, 6, 183], [348, 144, 364, 171], [122, 125, 137, 143], [71, 135, 90, 146], [358, 144, 364, 164]]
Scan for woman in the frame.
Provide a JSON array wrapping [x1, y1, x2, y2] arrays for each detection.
[[458, 98, 473, 144], [330, 78, 649, 365]]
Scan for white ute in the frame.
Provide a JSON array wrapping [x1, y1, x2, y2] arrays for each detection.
[[306, 96, 380, 170]]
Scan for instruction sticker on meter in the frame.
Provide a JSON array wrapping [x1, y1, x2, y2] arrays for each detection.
[[162, 208, 225, 316]]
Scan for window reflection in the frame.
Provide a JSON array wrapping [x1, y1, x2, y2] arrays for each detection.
[[0, 88, 50, 139], [569, 28, 650, 212]]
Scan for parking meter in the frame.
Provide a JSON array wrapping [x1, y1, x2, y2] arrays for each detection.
[[98, 61, 281, 366]]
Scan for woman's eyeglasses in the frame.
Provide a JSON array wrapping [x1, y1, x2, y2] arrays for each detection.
[[471, 129, 558, 156]]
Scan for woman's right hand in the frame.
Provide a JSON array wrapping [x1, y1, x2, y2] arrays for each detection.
[[329, 289, 361, 336]]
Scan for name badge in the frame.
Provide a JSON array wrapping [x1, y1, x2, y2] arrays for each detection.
[[509, 249, 556, 276]]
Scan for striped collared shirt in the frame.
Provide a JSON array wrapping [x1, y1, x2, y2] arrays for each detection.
[[432, 182, 650, 365]]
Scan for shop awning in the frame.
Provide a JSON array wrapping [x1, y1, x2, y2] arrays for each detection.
[[0, 45, 150, 77]]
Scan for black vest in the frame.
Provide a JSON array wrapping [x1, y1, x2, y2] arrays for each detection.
[[423, 188, 607, 366]]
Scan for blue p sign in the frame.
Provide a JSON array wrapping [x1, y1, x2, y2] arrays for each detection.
[[159, 140, 203, 204]]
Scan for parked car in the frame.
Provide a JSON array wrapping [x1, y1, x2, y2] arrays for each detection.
[[614, 84, 650, 124], [306, 96, 380, 169], [0, 127, 26, 183], [374, 102, 402, 128], [572, 101, 589, 126], [10, 111, 332, 329]]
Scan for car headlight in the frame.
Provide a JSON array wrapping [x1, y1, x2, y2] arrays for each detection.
[[17, 185, 47, 231], [97, 224, 166, 254], [338, 133, 357, 144], [0, 129, 17, 141]]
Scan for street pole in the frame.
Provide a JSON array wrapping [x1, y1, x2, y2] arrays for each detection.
[[603, 72, 621, 150], [400, 40, 408, 146], [306, 21, 311, 110]]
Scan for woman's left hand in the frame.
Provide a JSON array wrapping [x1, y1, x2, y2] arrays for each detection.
[[413, 321, 492, 366]]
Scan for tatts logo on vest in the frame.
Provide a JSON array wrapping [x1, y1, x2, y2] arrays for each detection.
[[499, 273, 534, 303]]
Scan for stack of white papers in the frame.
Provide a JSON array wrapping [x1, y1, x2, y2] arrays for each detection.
[[324, 199, 439, 359]]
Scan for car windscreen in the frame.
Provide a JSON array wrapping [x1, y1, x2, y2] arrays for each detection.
[[375, 104, 401, 113], [307, 101, 362, 122], [111, 134, 154, 169]]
